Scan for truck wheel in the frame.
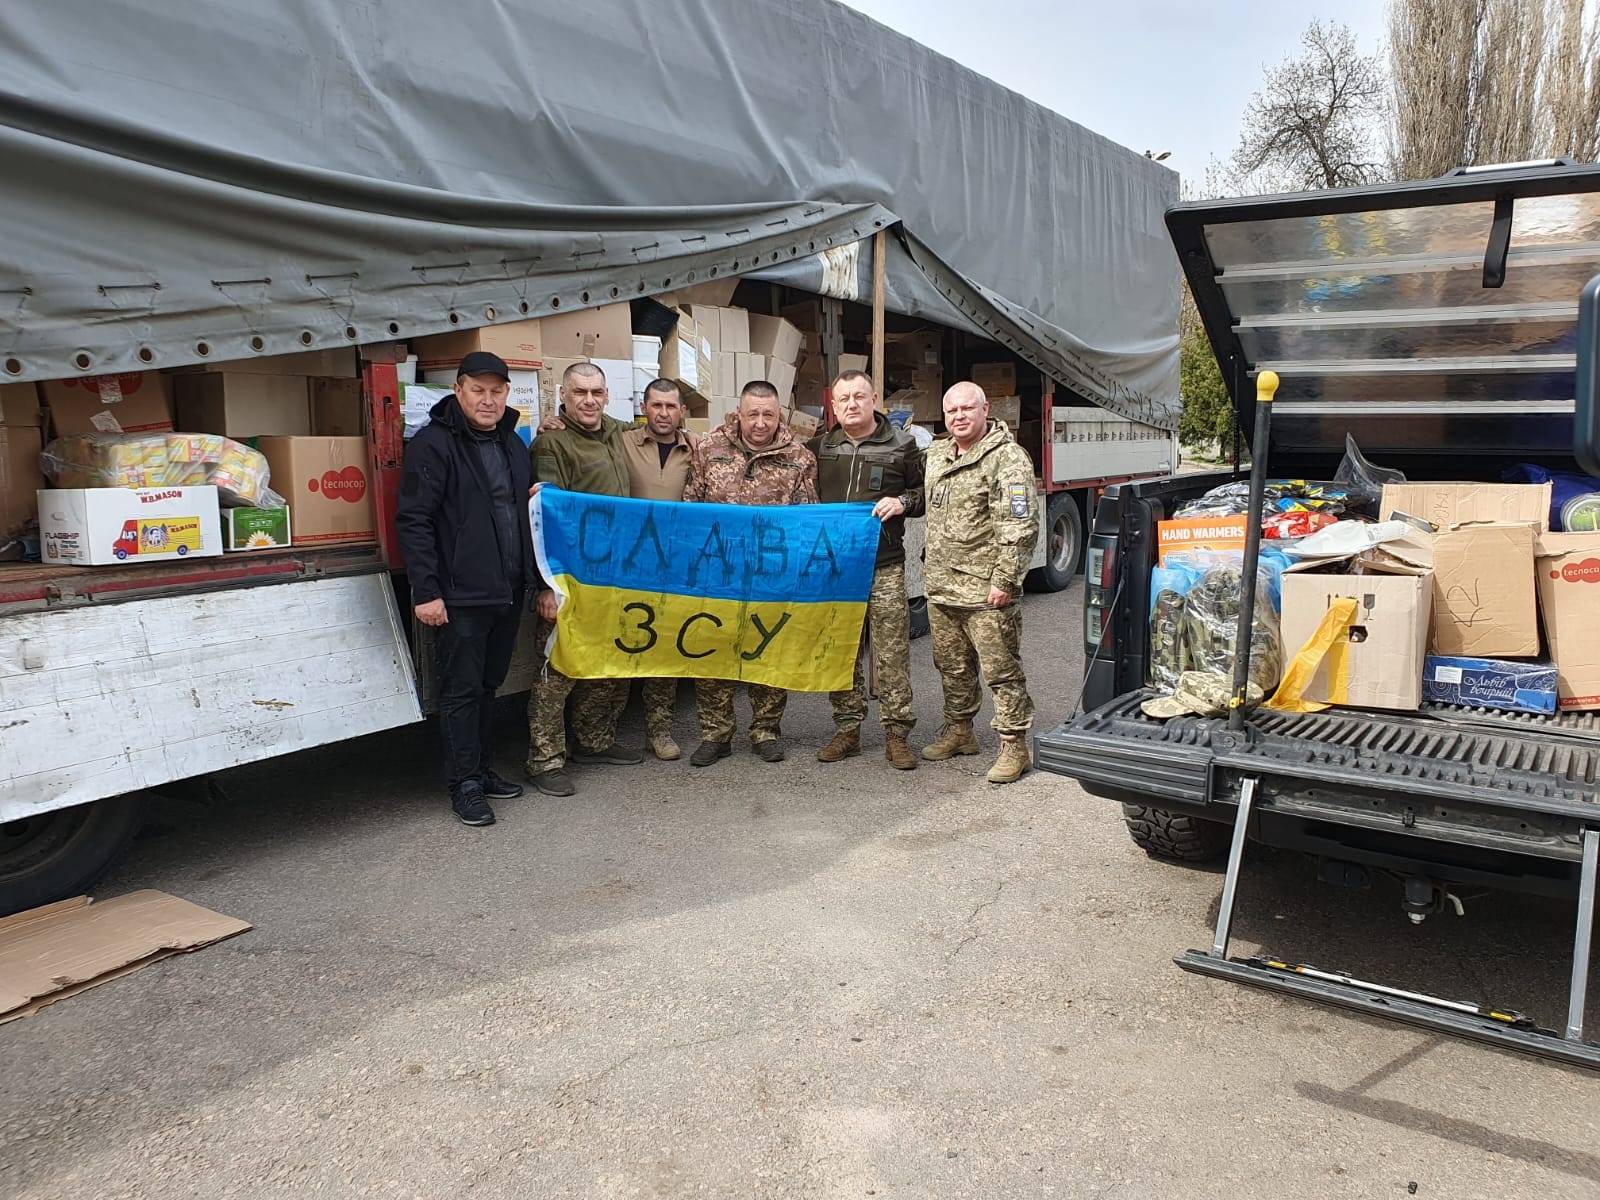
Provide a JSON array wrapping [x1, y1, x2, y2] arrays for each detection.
[[1121, 804, 1230, 863], [1025, 492, 1083, 592], [0, 796, 146, 917]]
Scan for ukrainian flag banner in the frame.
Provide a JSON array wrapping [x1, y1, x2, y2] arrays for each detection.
[[530, 489, 881, 691]]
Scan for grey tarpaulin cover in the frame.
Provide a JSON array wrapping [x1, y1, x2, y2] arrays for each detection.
[[0, 0, 1179, 427]]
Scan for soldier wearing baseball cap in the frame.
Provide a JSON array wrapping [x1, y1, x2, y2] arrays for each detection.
[[395, 351, 535, 826]]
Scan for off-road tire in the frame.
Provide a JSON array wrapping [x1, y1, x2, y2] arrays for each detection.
[[1121, 804, 1230, 863]]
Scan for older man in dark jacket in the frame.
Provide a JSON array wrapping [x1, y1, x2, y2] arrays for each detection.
[[396, 351, 535, 826]]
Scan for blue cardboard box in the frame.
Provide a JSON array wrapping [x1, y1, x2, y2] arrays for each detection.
[[1422, 655, 1558, 715]]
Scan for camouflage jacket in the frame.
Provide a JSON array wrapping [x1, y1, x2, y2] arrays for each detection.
[[684, 417, 818, 507], [923, 420, 1038, 606]]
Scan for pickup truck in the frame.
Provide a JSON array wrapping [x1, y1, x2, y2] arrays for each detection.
[[1036, 162, 1600, 1069]]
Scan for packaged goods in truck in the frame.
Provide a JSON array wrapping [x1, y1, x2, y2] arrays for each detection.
[[255, 437, 375, 546], [42, 374, 173, 437], [39, 486, 223, 565]]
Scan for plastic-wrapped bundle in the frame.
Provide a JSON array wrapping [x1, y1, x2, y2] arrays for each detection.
[[1179, 562, 1284, 693], [1148, 557, 1204, 691], [41, 432, 283, 508]]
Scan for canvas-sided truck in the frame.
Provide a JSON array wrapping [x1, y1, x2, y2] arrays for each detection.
[[1036, 162, 1600, 1068], [0, 0, 1182, 914]]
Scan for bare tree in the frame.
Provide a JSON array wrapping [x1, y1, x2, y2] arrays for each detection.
[[1228, 20, 1386, 193], [1388, 0, 1600, 179], [1387, 0, 1484, 178]]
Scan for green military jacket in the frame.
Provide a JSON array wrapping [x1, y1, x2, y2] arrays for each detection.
[[923, 420, 1039, 606], [530, 411, 631, 497], [808, 413, 925, 567]]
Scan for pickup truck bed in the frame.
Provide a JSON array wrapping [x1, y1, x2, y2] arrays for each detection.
[[1039, 696, 1600, 889]]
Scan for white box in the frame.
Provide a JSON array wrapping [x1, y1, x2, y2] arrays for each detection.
[[632, 335, 662, 366], [38, 486, 223, 566], [590, 357, 638, 421]]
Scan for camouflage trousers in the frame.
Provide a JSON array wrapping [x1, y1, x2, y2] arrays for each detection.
[[928, 602, 1034, 736], [696, 680, 787, 745], [830, 560, 915, 737], [525, 619, 627, 773], [642, 677, 681, 736]]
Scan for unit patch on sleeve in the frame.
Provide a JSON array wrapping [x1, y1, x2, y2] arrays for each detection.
[[1007, 482, 1030, 518]]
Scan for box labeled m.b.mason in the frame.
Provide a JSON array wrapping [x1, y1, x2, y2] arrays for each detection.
[[38, 486, 223, 565]]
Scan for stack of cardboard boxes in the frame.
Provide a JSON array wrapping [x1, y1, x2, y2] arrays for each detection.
[[1275, 480, 1599, 714], [0, 382, 47, 549], [656, 304, 806, 434]]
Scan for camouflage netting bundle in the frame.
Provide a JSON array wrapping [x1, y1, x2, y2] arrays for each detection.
[[1179, 564, 1283, 694]]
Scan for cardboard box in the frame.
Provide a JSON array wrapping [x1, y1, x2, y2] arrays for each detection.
[[748, 315, 803, 366], [411, 319, 543, 370], [734, 352, 767, 391], [972, 362, 1017, 395], [715, 352, 737, 400], [659, 317, 712, 399], [768, 359, 797, 408], [38, 485, 223, 565], [788, 408, 821, 437], [541, 302, 633, 360], [782, 300, 821, 332], [1423, 654, 1558, 715], [839, 353, 869, 374], [1279, 560, 1432, 710], [719, 307, 750, 354], [1, 426, 43, 538], [1380, 482, 1551, 531], [311, 378, 364, 437], [255, 437, 375, 546], [222, 505, 292, 552], [175, 347, 356, 379], [42, 373, 174, 436], [1535, 532, 1600, 711], [684, 417, 712, 434], [886, 330, 944, 370], [0, 382, 42, 428], [1429, 522, 1539, 656], [174, 373, 311, 438], [990, 395, 1021, 426]]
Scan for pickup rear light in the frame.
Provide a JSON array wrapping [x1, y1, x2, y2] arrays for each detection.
[[1083, 536, 1118, 657]]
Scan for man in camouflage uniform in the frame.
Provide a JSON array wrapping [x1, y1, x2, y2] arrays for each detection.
[[525, 362, 643, 796], [620, 378, 699, 761], [683, 380, 818, 767], [808, 369, 924, 770], [921, 381, 1039, 784]]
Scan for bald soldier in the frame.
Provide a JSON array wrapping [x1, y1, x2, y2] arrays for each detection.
[[683, 381, 818, 766], [524, 362, 643, 796], [919, 382, 1039, 784]]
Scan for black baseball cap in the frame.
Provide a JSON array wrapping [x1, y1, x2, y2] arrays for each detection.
[[457, 351, 510, 381]]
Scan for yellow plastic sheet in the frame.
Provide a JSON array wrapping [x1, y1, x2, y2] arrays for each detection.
[[1264, 597, 1358, 714]]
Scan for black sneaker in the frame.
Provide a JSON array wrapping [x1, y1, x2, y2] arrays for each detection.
[[452, 785, 496, 827], [753, 738, 786, 763], [571, 742, 645, 765], [480, 768, 525, 800], [690, 740, 732, 768], [528, 768, 576, 797]]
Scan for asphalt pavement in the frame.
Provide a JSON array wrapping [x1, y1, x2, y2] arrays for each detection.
[[2, 583, 1597, 1199]]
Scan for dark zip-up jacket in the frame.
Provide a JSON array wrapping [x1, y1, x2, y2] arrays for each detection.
[[808, 413, 926, 566], [396, 395, 535, 608]]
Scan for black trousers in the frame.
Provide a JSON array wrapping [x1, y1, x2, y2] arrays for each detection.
[[436, 593, 524, 790]]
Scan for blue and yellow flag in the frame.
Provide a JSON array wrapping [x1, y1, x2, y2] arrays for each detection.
[[530, 490, 881, 691]]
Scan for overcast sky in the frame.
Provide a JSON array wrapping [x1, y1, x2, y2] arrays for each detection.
[[842, 0, 1391, 187]]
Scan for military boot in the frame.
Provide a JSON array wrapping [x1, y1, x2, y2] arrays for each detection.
[[921, 721, 980, 761], [885, 733, 917, 771], [649, 731, 681, 761], [986, 736, 1031, 784], [817, 729, 861, 762]]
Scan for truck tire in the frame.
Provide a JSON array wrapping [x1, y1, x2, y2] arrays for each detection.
[[0, 796, 146, 917], [1025, 491, 1083, 593], [1121, 804, 1230, 863]]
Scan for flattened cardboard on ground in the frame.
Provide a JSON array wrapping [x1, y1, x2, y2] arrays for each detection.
[[0, 891, 250, 1023]]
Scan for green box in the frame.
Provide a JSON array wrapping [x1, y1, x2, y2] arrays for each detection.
[[222, 506, 291, 552]]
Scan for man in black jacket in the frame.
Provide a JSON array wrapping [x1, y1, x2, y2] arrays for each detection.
[[396, 351, 535, 826]]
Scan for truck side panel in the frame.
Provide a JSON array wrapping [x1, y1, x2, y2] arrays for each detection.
[[0, 573, 421, 821]]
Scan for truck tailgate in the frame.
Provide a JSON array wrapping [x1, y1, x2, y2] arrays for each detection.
[[1038, 697, 1600, 861]]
